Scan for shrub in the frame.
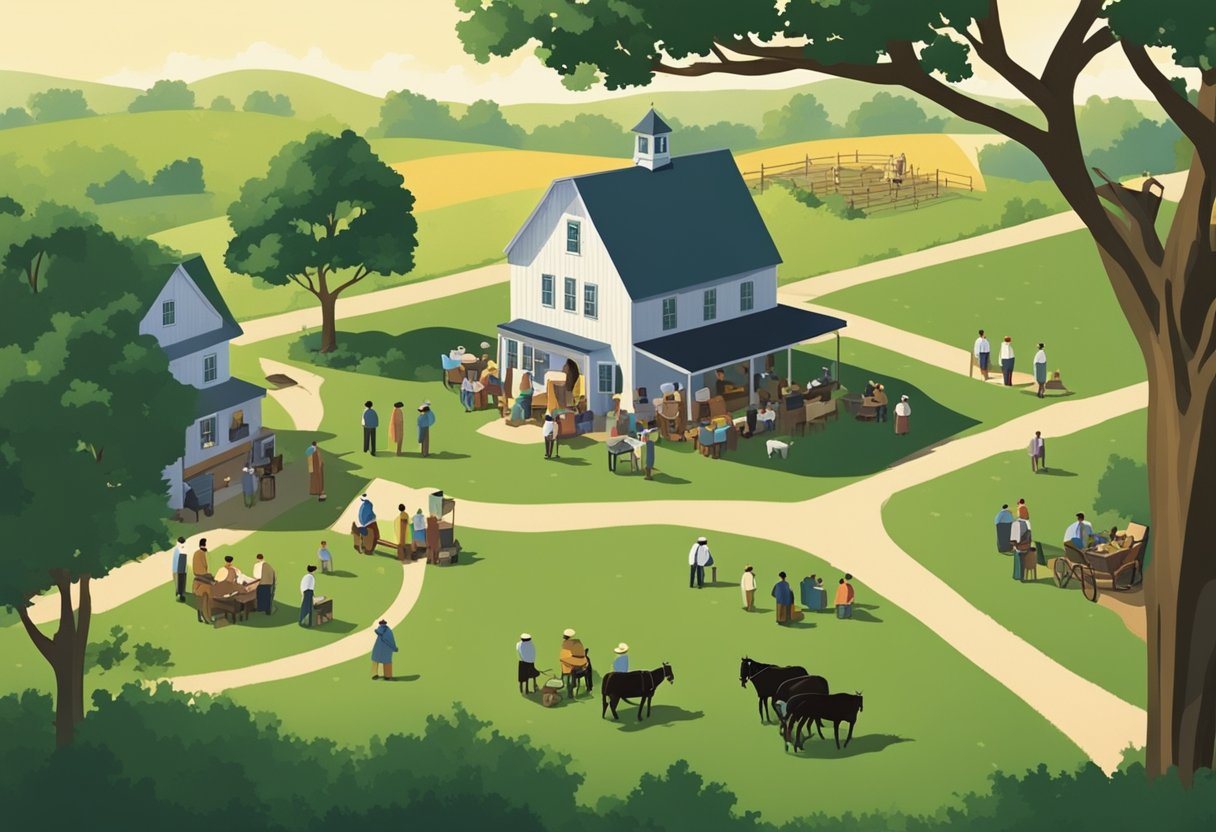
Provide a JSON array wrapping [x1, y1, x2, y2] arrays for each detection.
[[27, 88, 94, 122], [999, 197, 1052, 227], [86, 157, 206, 203], [128, 80, 195, 113], [979, 141, 1051, 182], [844, 92, 945, 136], [88, 625, 130, 672], [0, 107, 33, 130], [244, 90, 294, 117], [210, 95, 235, 112], [132, 642, 173, 671]]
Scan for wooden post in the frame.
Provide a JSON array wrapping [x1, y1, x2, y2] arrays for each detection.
[[805, 154, 809, 180], [936, 169, 940, 198], [760, 163, 765, 194], [854, 149, 859, 163]]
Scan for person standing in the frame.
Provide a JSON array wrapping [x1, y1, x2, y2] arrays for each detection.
[[299, 564, 317, 627], [417, 401, 436, 457], [357, 494, 377, 533], [412, 508, 427, 558], [362, 401, 379, 456], [395, 504, 412, 561], [894, 395, 911, 435], [973, 329, 991, 381], [1017, 498, 1030, 522], [740, 565, 757, 611], [999, 336, 1016, 386], [873, 384, 889, 423], [426, 513, 441, 564], [995, 504, 1015, 552], [253, 553, 275, 615], [371, 619, 398, 680], [172, 536, 188, 602], [1033, 343, 1048, 398], [542, 413, 558, 459], [460, 374, 475, 412], [641, 428, 656, 480], [305, 441, 325, 500], [1029, 431, 1047, 473], [517, 633, 541, 693], [772, 572, 794, 625], [389, 402, 405, 456], [241, 465, 258, 508], [192, 538, 213, 625], [835, 575, 856, 619], [318, 540, 333, 574], [612, 643, 630, 673], [688, 536, 711, 589]]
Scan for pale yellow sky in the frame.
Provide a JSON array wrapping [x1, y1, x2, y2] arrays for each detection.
[[1, 0, 1194, 104]]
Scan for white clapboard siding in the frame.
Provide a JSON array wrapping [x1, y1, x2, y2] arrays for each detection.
[[168, 347, 231, 389], [182, 396, 263, 470], [139, 265, 223, 346], [631, 266, 778, 344]]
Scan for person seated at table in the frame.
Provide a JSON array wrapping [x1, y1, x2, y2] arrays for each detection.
[[863, 379, 877, 397], [755, 402, 776, 433], [1063, 513, 1096, 549], [214, 555, 249, 585]]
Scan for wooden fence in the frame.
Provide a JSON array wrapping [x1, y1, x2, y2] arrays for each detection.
[[740, 151, 973, 212]]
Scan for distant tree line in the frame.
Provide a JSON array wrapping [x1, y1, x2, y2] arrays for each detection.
[[86, 157, 206, 204], [0, 686, 1213, 831]]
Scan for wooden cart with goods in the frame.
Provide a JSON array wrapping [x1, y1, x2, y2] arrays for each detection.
[[1052, 522, 1149, 602], [429, 490, 461, 565]]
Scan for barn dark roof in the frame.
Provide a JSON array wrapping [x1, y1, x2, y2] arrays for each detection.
[[632, 107, 672, 135], [571, 149, 781, 300]]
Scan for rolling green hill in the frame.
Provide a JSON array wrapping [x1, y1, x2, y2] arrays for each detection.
[[187, 69, 384, 130], [0, 70, 139, 113]]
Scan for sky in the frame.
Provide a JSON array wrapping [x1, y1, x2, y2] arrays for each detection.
[[0, 0, 1195, 104]]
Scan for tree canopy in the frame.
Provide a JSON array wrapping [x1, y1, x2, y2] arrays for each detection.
[[26, 89, 94, 123], [243, 90, 294, 117], [128, 80, 196, 113]]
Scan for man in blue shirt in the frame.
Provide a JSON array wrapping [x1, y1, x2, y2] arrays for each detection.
[[318, 539, 333, 573], [995, 504, 1015, 553], [772, 572, 794, 625], [172, 536, 188, 602], [612, 643, 630, 673], [362, 400, 379, 456], [1064, 513, 1096, 549]]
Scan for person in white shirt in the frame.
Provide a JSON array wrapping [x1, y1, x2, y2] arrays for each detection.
[[894, 395, 912, 435], [1033, 342, 1048, 398], [688, 536, 712, 589], [973, 329, 992, 380], [253, 553, 275, 614], [999, 336, 1016, 386], [299, 564, 317, 627], [516, 633, 540, 693], [1064, 513, 1095, 549], [756, 403, 777, 432], [542, 413, 559, 459], [460, 374, 475, 412], [740, 566, 757, 611]]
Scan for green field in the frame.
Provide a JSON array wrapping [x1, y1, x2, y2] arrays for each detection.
[[763, 176, 1070, 283], [187, 69, 385, 131], [225, 525, 1084, 820], [882, 410, 1149, 706], [0, 70, 139, 113], [814, 230, 1148, 396]]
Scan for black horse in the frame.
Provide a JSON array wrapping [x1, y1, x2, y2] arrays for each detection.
[[772, 674, 830, 734], [782, 692, 864, 751], [740, 657, 808, 723], [602, 663, 674, 721]]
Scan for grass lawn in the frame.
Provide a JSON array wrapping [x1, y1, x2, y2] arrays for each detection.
[[882, 410, 1148, 706], [151, 187, 542, 321], [233, 281, 1042, 505], [762, 176, 1069, 283], [813, 230, 1148, 397], [225, 525, 1085, 820]]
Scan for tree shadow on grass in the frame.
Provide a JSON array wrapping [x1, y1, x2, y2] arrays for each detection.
[[787, 733, 913, 759], [608, 705, 706, 731]]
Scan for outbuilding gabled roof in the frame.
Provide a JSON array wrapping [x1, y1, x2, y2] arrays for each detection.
[[632, 107, 672, 135], [160, 256, 244, 360], [569, 149, 782, 300]]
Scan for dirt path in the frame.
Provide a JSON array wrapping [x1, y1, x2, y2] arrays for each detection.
[[232, 263, 509, 346], [167, 559, 426, 694], [260, 358, 326, 431], [348, 381, 1148, 771]]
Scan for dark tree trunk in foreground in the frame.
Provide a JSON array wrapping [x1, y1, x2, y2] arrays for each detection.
[[18, 573, 92, 747], [318, 292, 339, 354]]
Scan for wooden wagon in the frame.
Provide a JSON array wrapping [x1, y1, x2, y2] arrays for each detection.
[[1052, 522, 1148, 602]]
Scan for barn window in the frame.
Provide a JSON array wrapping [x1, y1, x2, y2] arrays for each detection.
[[740, 280, 754, 312], [661, 297, 677, 331], [637, 136, 649, 154], [656, 136, 667, 153], [584, 283, 598, 319], [703, 288, 717, 321], [541, 274, 555, 308], [597, 362, 616, 394], [564, 277, 577, 312], [203, 353, 218, 383], [162, 300, 176, 326], [566, 220, 581, 254]]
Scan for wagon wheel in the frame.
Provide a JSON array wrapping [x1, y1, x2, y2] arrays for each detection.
[[1052, 557, 1072, 588], [1080, 568, 1099, 603]]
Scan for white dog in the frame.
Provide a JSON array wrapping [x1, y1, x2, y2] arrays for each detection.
[[766, 439, 792, 459]]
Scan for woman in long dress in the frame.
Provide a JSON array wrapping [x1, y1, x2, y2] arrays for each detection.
[[894, 395, 911, 435], [305, 441, 325, 499]]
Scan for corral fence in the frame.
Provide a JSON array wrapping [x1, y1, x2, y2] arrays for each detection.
[[740, 150, 973, 212]]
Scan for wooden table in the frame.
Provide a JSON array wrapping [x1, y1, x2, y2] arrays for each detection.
[[212, 588, 258, 623], [314, 597, 334, 626]]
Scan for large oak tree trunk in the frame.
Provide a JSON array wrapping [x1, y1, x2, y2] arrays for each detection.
[[1144, 352, 1216, 782], [318, 293, 339, 354], [19, 573, 93, 747]]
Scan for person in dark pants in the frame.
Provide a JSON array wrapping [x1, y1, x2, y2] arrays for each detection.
[[688, 536, 711, 588], [299, 564, 317, 627], [362, 400, 379, 456], [172, 536, 188, 602], [253, 553, 275, 615], [999, 336, 1016, 386], [543, 413, 558, 459]]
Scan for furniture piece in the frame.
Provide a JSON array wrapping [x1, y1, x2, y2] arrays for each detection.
[[1019, 548, 1039, 582], [840, 393, 864, 417], [313, 597, 334, 626], [1053, 523, 1149, 602], [182, 473, 215, 521], [802, 380, 839, 404], [805, 398, 837, 431], [779, 402, 807, 436], [607, 437, 641, 472], [212, 587, 258, 623], [555, 409, 577, 438]]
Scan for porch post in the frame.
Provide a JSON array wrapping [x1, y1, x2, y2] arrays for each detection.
[[749, 356, 756, 404], [835, 331, 841, 383], [686, 372, 694, 421], [786, 347, 793, 385]]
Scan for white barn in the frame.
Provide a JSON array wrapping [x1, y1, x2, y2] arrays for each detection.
[[499, 109, 847, 419], [138, 256, 270, 510]]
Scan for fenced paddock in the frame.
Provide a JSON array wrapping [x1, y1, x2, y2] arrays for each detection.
[[741, 150, 973, 212]]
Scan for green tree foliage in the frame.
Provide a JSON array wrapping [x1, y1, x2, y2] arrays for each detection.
[[525, 113, 628, 154], [127, 80, 196, 113], [243, 90, 295, 117], [978, 140, 1051, 181], [0, 196, 24, 217], [0, 106, 33, 130], [999, 196, 1052, 227], [1075, 95, 1146, 149], [132, 642, 172, 671], [225, 130, 417, 353], [26, 88, 94, 122], [89, 626, 130, 672], [676, 119, 759, 153], [845, 92, 946, 136], [375, 88, 461, 139], [0, 215, 196, 745], [210, 95, 236, 112], [1090, 118, 1184, 178], [459, 98, 526, 146], [759, 93, 837, 145], [86, 158, 206, 204], [1095, 454, 1152, 526]]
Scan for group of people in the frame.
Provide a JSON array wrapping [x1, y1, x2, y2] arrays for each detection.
[[362, 400, 437, 458], [761, 569, 857, 623], [174, 537, 323, 627], [994, 499, 1038, 578], [862, 379, 912, 435], [393, 501, 444, 563], [515, 629, 630, 697], [973, 330, 1051, 396]]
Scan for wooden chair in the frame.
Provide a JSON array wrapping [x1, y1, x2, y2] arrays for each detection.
[[1019, 547, 1039, 582]]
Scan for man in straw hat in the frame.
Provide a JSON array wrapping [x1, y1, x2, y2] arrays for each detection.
[[516, 632, 540, 693], [417, 401, 436, 457], [559, 628, 590, 698], [611, 643, 630, 673]]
